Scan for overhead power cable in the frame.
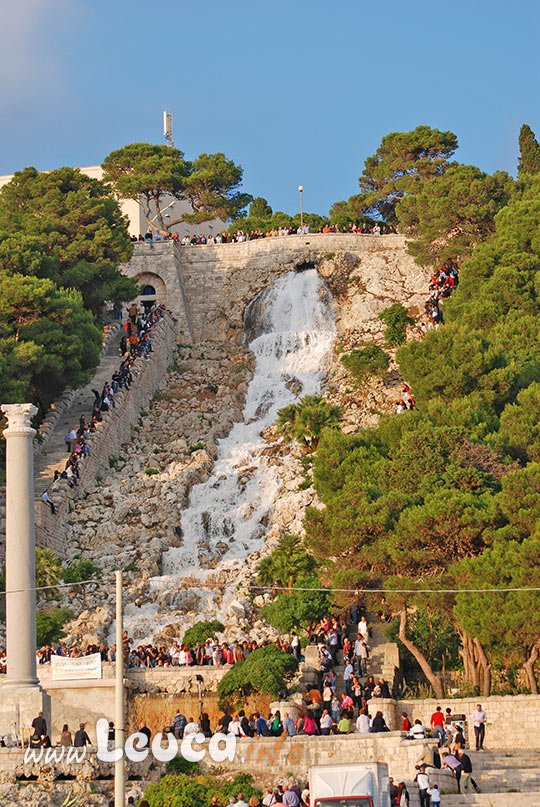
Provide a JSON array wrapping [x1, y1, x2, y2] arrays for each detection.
[[4, 577, 540, 596]]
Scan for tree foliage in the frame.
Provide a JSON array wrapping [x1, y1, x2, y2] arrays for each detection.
[[452, 538, 540, 692], [397, 165, 513, 266], [102, 143, 250, 232], [261, 575, 331, 634], [35, 548, 63, 599], [257, 533, 316, 589], [385, 604, 461, 682], [217, 645, 298, 709], [518, 124, 540, 176], [36, 607, 73, 646], [249, 197, 273, 218], [378, 303, 414, 346], [352, 125, 458, 221], [341, 344, 389, 386], [0, 275, 101, 407], [0, 166, 135, 313], [182, 152, 251, 223], [182, 619, 224, 648]]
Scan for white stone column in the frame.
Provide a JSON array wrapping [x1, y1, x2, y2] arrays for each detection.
[[1, 403, 39, 688]]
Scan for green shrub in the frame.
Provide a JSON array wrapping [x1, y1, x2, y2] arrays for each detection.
[[188, 442, 205, 454], [166, 756, 200, 775], [378, 303, 414, 346], [36, 607, 73, 646], [182, 619, 224, 648], [144, 467, 159, 475], [143, 773, 260, 807], [62, 559, 101, 584], [341, 344, 390, 386], [217, 645, 298, 710]]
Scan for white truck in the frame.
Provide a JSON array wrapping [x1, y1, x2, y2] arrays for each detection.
[[308, 762, 391, 807]]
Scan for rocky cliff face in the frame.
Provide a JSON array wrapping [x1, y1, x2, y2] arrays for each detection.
[[55, 244, 430, 648]]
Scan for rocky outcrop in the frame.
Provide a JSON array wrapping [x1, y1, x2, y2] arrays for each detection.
[[53, 239, 431, 651]]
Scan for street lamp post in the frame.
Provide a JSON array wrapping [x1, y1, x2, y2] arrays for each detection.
[[298, 186, 304, 230]]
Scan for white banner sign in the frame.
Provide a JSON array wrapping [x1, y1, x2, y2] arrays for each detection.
[[51, 652, 102, 681]]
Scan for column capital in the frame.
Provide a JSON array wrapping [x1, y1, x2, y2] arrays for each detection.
[[1, 403, 38, 437]]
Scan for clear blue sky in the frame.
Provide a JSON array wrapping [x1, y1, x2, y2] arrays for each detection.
[[2, 0, 538, 216]]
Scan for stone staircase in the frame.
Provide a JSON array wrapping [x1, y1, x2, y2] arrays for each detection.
[[400, 750, 540, 806], [33, 326, 124, 497], [304, 615, 398, 697]]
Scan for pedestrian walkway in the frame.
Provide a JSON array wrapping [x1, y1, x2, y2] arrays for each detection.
[[34, 327, 124, 497]]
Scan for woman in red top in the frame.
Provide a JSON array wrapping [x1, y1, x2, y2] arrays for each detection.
[[401, 712, 411, 731]]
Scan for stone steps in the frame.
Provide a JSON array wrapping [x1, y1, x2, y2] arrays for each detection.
[[33, 327, 124, 497], [441, 794, 540, 806], [399, 750, 540, 804]]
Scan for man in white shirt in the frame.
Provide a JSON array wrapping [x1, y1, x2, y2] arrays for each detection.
[[358, 616, 370, 640], [410, 719, 426, 740], [356, 710, 370, 734], [234, 794, 248, 807], [415, 768, 430, 807], [354, 637, 369, 676], [169, 642, 181, 665], [472, 704, 487, 750], [262, 788, 275, 806], [184, 718, 199, 735], [41, 489, 56, 515], [343, 661, 354, 695]]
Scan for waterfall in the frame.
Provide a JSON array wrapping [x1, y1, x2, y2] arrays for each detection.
[[124, 268, 336, 642]]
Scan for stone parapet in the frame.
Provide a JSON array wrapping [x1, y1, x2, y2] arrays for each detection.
[[36, 662, 228, 693], [120, 235, 428, 346]]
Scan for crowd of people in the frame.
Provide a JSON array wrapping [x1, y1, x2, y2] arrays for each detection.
[[422, 258, 459, 332], [38, 304, 166, 515], [130, 221, 397, 247]]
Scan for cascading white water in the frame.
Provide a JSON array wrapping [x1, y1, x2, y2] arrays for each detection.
[[124, 269, 335, 642]]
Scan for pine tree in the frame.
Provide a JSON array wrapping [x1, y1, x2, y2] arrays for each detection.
[[518, 124, 540, 175]]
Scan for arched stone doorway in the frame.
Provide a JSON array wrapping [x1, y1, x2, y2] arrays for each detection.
[[132, 272, 167, 312]]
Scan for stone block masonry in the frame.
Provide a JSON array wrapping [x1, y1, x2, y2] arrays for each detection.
[[34, 315, 178, 557], [120, 234, 429, 345]]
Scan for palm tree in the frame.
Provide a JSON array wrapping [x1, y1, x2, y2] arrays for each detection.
[[277, 395, 342, 450], [36, 548, 62, 599]]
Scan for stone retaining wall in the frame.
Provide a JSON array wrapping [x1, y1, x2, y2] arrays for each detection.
[[352, 694, 540, 750], [34, 315, 178, 556]]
